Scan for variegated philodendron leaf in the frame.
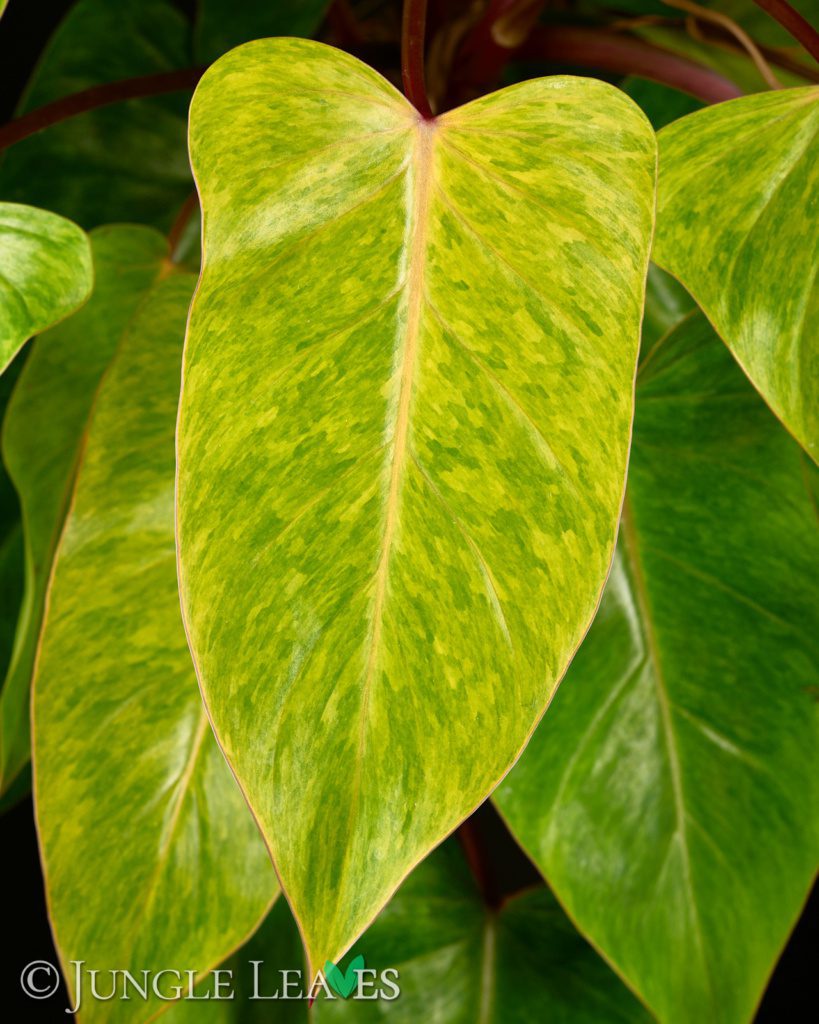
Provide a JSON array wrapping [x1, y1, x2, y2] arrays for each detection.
[[0, 202, 91, 373], [34, 274, 277, 1024], [654, 87, 819, 461], [177, 38, 656, 972], [1, 226, 167, 792]]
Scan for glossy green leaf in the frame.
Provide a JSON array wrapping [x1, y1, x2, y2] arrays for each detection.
[[0, 225, 169, 792], [314, 839, 651, 1022], [0, 202, 91, 373], [641, 264, 695, 353], [0, 0, 193, 230], [34, 274, 277, 1024], [654, 87, 819, 461], [178, 38, 656, 973], [195, 0, 330, 64], [495, 313, 819, 1024]]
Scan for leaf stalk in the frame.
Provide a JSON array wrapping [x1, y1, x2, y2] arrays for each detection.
[[0, 69, 204, 152], [518, 27, 744, 103], [752, 0, 819, 63], [402, 0, 434, 118]]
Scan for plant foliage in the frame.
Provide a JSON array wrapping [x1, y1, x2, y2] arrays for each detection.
[[0, 1, 817, 1021]]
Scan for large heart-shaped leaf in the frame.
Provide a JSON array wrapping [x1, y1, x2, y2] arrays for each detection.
[[0, 225, 169, 792], [314, 839, 652, 1022], [177, 38, 656, 972], [0, 202, 91, 373], [33, 274, 277, 1024], [495, 313, 819, 1024], [0, 0, 193, 230], [653, 87, 819, 461]]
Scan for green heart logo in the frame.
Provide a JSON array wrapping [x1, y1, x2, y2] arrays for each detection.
[[324, 955, 365, 999]]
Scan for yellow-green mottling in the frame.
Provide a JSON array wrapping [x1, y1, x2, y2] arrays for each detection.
[[654, 87, 819, 461], [0, 202, 91, 373], [0, 226, 169, 792], [496, 314, 819, 1024], [33, 276, 277, 1024], [178, 39, 656, 973]]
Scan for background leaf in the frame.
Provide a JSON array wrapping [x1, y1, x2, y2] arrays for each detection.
[[632, 23, 814, 94], [178, 38, 656, 974], [653, 87, 819, 460], [0, 0, 194, 229], [0, 225, 169, 792], [495, 313, 819, 1024], [0, 354, 23, 683], [641, 265, 695, 353], [195, 0, 330, 64], [0, 201, 91, 372], [315, 839, 652, 1022], [34, 273, 277, 1024], [620, 76, 702, 131]]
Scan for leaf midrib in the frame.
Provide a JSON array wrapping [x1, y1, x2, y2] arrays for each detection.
[[619, 495, 713, 1010], [328, 118, 437, 964], [357, 119, 436, 745]]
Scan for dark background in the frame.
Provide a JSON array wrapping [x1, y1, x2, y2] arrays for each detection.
[[0, 0, 816, 1020]]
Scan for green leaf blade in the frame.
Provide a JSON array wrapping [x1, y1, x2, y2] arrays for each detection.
[[33, 274, 276, 1024], [495, 313, 819, 1024], [653, 86, 819, 461], [0, 225, 167, 791], [0, 202, 92, 373], [179, 38, 656, 973]]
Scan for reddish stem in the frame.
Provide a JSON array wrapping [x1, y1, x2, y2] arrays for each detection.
[[752, 0, 819, 62], [402, 0, 434, 118], [518, 27, 743, 102], [458, 817, 501, 909], [447, 0, 545, 107], [0, 68, 204, 152]]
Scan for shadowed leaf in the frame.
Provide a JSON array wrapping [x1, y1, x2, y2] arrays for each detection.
[[315, 840, 652, 1022], [496, 313, 819, 1024], [0, 0, 193, 230]]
